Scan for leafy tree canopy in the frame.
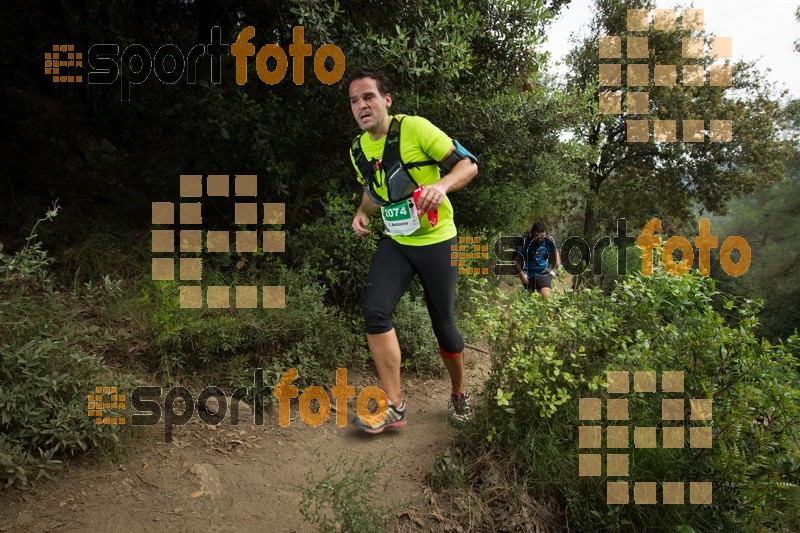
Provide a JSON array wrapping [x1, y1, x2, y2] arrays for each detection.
[[565, 0, 791, 242]]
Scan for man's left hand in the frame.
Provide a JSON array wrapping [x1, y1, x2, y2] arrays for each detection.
[[416, 183, 448, 213]]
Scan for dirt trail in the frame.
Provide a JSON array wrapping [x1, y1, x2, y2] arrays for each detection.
[[0, 350, 491, 532]]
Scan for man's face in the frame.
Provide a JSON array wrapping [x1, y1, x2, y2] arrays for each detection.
[[533, 231, 547, 242], [349, 77, 392, 134]]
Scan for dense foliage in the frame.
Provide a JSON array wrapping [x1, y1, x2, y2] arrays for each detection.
[[711, 176, 800, 340], [461, 269, 800, 530], [710, 102, 800, 340], [0, 211, 137, 487]]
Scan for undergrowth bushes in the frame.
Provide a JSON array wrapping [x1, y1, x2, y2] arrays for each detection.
[[299, 452, 393, 531], [0, 210, 137, 488], [143, 272, 443, 388], [457, 271, 800, 531], [142, 267, 370, 388], [394, 294, 443, 377], [288, 192, 378, 311]]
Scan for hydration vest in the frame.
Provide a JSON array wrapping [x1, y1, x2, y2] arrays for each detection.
[[351, 115, 438, 207]]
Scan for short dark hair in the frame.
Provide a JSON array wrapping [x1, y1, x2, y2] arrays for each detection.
[[531, 221, 547, 235], [346, 68, 393, 96]]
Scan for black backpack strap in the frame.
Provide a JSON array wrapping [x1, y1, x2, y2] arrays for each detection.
[[351, 130, 390, 206], [351, 135, 373, 184], [392, 116, 437, 169], [382, 116, 402, 166], [405, 160, 438, 169]]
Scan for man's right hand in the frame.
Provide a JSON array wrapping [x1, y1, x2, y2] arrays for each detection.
[[518, 272, 529, 285], [352, 210, 372, 237]]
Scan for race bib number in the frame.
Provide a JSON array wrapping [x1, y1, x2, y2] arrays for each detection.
[[381, 199, 420, 236]]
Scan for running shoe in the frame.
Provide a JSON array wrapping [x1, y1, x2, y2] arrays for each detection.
[[354, 400, 407, 434], [448, 392, 472, 423]]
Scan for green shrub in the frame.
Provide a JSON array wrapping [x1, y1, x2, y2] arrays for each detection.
[[58, 230, 150, 286], [596, 243, 643, 292], [394, 294, 444, 377], [462, 269, 800, 531], [288, 192, 378, 313], [0, 210, 137, 488], [299, 452, 393, 532], [142, 266, 368, 389]]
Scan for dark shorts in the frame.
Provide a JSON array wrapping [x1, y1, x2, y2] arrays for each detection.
[[524, 273, 552, 292]]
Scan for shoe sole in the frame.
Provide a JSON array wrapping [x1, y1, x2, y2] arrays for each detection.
[[361, 420, 407, 434]]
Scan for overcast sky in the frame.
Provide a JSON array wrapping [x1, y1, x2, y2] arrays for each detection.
[[543, 0, 799, 98]]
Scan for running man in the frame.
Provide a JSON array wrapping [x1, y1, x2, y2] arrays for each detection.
[[514, 221, 560, 298], [347, 68, 478, 433]]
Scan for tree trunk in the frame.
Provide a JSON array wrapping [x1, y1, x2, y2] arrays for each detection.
[[582, 195, 595, 249], [574, 173, 600, 290]]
